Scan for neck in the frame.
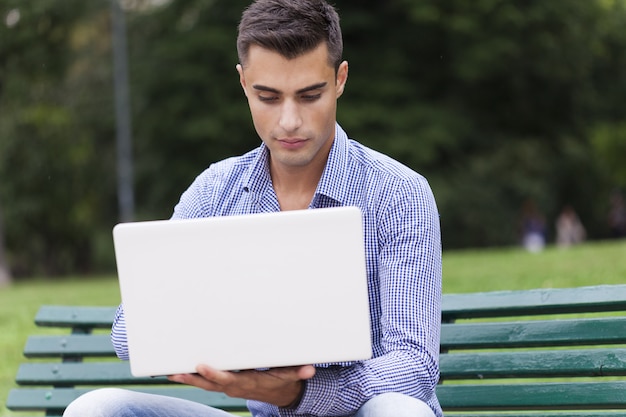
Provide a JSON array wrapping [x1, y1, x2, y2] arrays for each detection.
[[270, 159, 326, 211]]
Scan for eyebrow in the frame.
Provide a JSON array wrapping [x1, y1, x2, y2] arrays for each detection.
[[252, 82, 328, 95]]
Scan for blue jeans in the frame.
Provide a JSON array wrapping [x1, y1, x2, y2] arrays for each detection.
[[63, 388, 436, 417]]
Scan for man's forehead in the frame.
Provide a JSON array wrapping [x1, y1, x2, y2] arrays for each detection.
[[241, 44, 336, 90], [252, 82, 328, 95], [242, 43, 332, 69]]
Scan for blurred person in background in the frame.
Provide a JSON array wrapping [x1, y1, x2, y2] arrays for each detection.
[[555, 205, 586, 248]]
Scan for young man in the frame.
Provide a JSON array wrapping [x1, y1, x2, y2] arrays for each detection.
[[63, 0, 442, 416]]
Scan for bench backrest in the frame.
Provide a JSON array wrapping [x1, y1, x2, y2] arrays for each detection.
[[7, 284, 626, 417]]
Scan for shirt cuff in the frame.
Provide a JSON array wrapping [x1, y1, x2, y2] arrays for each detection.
[[287, 366, 341, 416]]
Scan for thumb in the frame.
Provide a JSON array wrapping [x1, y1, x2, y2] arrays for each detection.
[[297, 365, 316, 380]]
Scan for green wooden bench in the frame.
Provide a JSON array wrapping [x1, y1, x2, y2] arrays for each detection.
[[7, 284, 626, 416]]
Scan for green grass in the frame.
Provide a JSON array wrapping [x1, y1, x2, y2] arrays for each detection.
[[442, 239, 626, 293], [1, 277, 122, 416], [1, 239, 625, 416]]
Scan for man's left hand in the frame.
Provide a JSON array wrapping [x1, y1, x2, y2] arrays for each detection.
[[168, 364, 316, 408]]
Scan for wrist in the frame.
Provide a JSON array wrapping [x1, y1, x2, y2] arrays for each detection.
[[284, 380, 305, 409]]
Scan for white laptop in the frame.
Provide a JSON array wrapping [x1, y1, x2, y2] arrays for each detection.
[[113, 206, 372, 377]]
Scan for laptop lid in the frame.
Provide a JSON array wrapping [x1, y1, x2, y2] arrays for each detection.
[[113, 206, 372, 377]]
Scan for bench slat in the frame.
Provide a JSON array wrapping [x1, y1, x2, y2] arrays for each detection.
[[24, 334, 114, 358], [440, 348, 626, 379], [34, 284, 626, 329], [16, 362, 161, 386], [26, 317, 626, 359], [35, 306, 117, 329], [10, 382, 626, 412], [437, 380, 626, 410], [7, 387, 248, 411], [441, 317, 626, 349], [18, 347, 626, 386], [442, 284, 626, 321]]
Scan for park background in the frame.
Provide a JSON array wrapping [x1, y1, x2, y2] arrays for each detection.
[[2, 1, 626, 415], [1, 0, 626, 280]]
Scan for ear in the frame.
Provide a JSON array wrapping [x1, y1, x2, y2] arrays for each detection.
[[335, 61, 349, 98], [236, 64, 248, 97]]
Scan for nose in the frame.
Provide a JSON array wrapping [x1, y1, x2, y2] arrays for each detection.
[[278, 99, 302, 133]]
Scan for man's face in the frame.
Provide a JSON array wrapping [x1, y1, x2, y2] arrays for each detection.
[[237, 43, 348, 171]]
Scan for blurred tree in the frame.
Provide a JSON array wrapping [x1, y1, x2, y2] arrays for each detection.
[[587, 0, 626, 202], [333, 0, 622, 247], [0, 0, 116, 276], [127, 0, 254, 220], [591, 122, 626, 189], [0, 203, 10, 286], [2, 0, 626, 277], [0, 98, 10, 283]]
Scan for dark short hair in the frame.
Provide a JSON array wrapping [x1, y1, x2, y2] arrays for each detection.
[[237, 0, 343, 72]]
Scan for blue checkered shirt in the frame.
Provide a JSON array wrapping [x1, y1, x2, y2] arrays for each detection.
[[112, 124, 443, 417]]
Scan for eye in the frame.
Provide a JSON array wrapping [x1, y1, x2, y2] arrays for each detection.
[[301, 93, 322, 102], [258, 95, 279, 103]]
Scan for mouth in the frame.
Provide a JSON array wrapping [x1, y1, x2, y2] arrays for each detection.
[[276, 138, 308, 149]]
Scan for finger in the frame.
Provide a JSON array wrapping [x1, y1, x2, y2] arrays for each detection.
[[266, 365, 315, 381], [169, 372, 221, 391], [167, 373, 187, 384], [195, 364, 235, 386], [297, 365, 316, 380]]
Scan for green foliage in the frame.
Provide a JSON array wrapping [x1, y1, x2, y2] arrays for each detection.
[[591, 122, 626, 189], [0, 1, 116, 276], [127, 0, 255, 219], [1, 0, 626, 276], [336, 0, 624, 247], [1, 105, 100, 274]]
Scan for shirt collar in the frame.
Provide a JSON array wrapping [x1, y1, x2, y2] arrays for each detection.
[[313, 123, 350, 206], [241, 144, 271, 197]]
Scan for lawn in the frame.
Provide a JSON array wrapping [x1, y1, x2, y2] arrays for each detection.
[[441, 238, 626, 293], [1, 238, 625, 416]]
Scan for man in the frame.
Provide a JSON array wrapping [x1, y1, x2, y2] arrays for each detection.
[[64, 0, 442, 416]]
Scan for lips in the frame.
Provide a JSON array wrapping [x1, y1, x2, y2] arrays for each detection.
[[277, 138, 308, 149]]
